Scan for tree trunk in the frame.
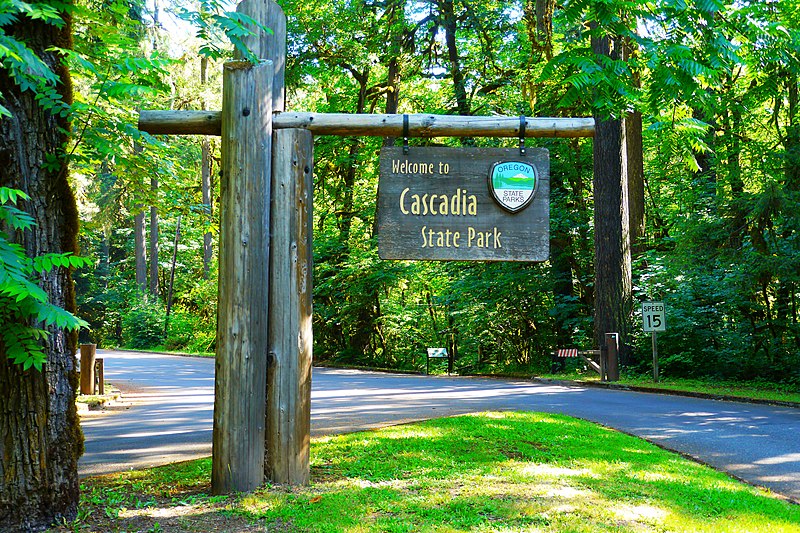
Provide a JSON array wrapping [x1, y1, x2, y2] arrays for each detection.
[[724, 104, 746, 248], [623, 38, 644, 246], [439, 0, 470, 118], [149, 0, 160, 298], [133, 145, 147, 293], [0, 12, 83, 532], [134, 209, 147, 292], [692, 104, 717, 205], [201, 56, 213, 279], [777, 73, 800, 329], [381, 0, 403, 129], [591, 34, 632, 357], [785, 74, 800, 193], [626, 110, 644, 246], [202, 139, 213, 278], [524, 0, 554, 60], [337, 68, 368, 247], [381, 56, 400, 150], [149, 180, 159, 297], [164, 215, 181, 338]]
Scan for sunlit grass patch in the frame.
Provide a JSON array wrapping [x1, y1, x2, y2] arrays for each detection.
[[241, 411, 800, 532], [60, 411, 800, 532], [541, 372, 800, 404]]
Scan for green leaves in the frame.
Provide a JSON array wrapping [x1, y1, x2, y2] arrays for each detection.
[[0, 203, 35, 231], [6, 0, 65, 26], [0, 1, 71, 118], [2, 325, 48, 370], [173, 2, 270, 62], [32, 253, 93, 274], [545, 48, 638, 116], [0, 188, 90, 371], [0, 186, 28, 204]]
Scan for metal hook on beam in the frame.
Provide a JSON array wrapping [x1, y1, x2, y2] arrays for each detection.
[[403, 114, 409, 155]]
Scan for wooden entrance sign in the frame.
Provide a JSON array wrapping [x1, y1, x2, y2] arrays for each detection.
[[378, 147, 549, 261], [137, 0, 595, 497]]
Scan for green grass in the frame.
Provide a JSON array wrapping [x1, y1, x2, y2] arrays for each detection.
[[56, 412, 800, 532], [75, 384, 119, 409], [113, 345, 216, 358], [541, 370, 800, 405]]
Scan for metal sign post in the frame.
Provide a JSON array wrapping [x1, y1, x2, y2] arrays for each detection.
[[642, 301, 666, 382], [651, 331, 658, 382]]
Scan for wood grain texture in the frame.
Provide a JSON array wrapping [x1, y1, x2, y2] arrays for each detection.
[[377, 147, 550, 262], [235, 0, 286, 112], [139, 111, 594, 139], [266, 129, 313, 485], [138, 110, 221, 135], [274, 113, 593, 138], [212, 59, 273, 495], [79, 344, 96, 395]]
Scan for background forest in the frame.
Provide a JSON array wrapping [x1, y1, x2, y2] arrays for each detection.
[[65, 0, 799, 382]]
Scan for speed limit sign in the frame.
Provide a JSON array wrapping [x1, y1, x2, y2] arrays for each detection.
[[642, 302, 666, 382], [642, 302, 666, 332]]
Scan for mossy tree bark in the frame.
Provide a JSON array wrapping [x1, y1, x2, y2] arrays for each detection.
[[0, 9, 83, 533]]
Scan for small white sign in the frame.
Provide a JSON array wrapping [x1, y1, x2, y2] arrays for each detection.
[[642, 302, 666, 332]]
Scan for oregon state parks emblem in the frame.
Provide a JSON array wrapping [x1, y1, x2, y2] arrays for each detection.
[[488, 161, 537, 213]]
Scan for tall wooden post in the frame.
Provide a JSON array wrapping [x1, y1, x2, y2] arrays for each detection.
[[605, 332, 620, 382], [212, 59, 273, 494], [235, 0, 286, 112], [267, 129, 314, 484], [233, 0, 311, 485]]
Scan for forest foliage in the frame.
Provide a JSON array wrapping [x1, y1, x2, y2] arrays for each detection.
[[4, 0, 799, 383]]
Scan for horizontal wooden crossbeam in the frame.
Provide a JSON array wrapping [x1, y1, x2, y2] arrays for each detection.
[[138, 110, 595, 138]]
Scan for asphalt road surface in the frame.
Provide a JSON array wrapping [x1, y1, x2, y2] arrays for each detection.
[[79, 350, 800, 502]]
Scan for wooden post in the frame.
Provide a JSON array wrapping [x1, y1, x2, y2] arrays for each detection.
[[233, 0, 308, 485], [95, 358, 104, 395], [235, 0, 286, 112], [266, 129, 313, 484], [599, 344, 607, 382], [605, 332, 620, 382], [212, 59, 273, 495], [79, 344, 96, 395]]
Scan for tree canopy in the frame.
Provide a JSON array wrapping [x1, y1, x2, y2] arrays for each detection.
[[56, 0, 800, 381]]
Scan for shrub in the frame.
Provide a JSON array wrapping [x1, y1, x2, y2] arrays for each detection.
[[165, 307, 215, 354], [122, 301, 166, 349]]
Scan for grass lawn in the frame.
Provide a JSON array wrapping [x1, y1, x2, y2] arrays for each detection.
[[540, 370, 800, 405], [54, 412, 800, 532], [112, 346, 216, 358]]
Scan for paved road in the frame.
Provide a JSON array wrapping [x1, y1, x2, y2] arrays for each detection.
[[80, 350, 800, 502]]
